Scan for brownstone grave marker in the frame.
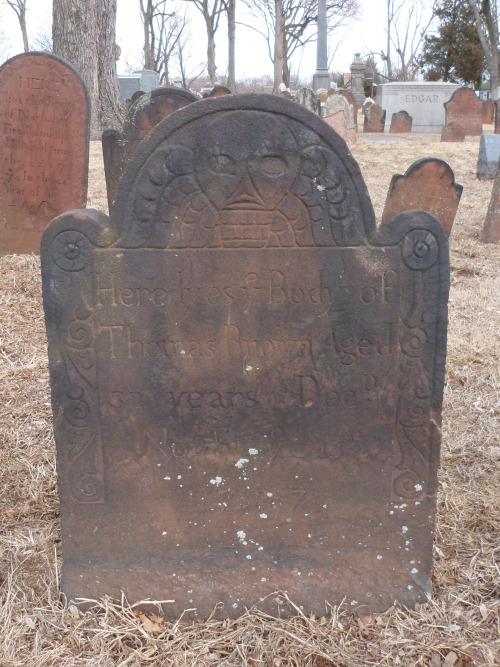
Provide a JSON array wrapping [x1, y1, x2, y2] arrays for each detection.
[[389, 110, 412, 134], [363, 103, 385, 132], [382, 159, 463, 237], [444, 87, 483, 136], [440, 122, 465, 143], [102, 86, 197, 211], [42, 94, 450, 618], [0, 52, 89, 254], [483, 99, 494, 124]]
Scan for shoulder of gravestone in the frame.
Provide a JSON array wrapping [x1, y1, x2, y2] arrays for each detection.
[[102, 128, 124, 147], [371, 209, 450, 251], [41, 208, 117, 261]]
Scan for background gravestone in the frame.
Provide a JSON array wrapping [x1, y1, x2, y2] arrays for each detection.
[[482, 157, 500, 243], [323, 93, 356, 143], [382, 158, 463, 237], [0, 52, 89, 255], [337, 90, 358, 125], [440, 122, 465, 143], [42, 94, 449, 618], [476, 134, 500, 180], [444, 87, 483, 136], [390, 111, 412, 134], [102, 86, 197, 211], [363, 103, 385, 132], [483, 99, 494, 124], [294, 87, 320, 115]]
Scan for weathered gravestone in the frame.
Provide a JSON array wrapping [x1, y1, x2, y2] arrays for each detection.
[[337, 90, 358, 125], [389, 111, 412, 134], [440, 122, 465, 143], [210, 85, 232, 97], [444, 87, 483, 136], [294, 87, 320, 115], [42, 94, 450, 618], [382, 159, 463, 237], [483, 99, 494, 124], [476, 134, 500, 180], [102, 86, 197, 211], [363, 103, 385, 132], [0, 52, 89, 255], [482, 158, 500, 243], [323, 93, 356, 144]]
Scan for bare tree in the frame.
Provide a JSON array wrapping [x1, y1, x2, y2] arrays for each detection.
[[183, 0, 224, 85], [222, 0, 235, 91], [240, 0, 359, 89], [467, 0, 499, 94], [379, 0, 435, 81], [175, 28, 206, 88], [53, 0, 125, 137], [4, 0, 29, 51]]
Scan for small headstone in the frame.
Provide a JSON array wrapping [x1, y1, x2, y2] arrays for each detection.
[[42, 94, 449, 618], [337, 90, 358, 125], [483, 99, 494, 124], [323, 94, 356, 143], [210, 85, 232, 97], [363, 103, 385, 132], [0, 52, 89, 255], [294, 87, 320, 115], [389, 110, 412, 134], [382, 158, 463, 237], [477, 134, 500, 180], [102, 86, 197, 211], [440, 122, 465, 143], [444, 87, 483, 136], [482, 158, 500, 243]]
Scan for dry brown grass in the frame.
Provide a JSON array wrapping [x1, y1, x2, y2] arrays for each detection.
[[0, 129, 499, 666]]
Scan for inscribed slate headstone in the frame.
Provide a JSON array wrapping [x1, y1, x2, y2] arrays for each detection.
[[363, 103, 385, 132], [440, 122, 465, 143], [102, 86, 197, 211], [323, 94, 356, 143], [0, 52, 89, 255], [444, 87, 483, 136], [482, 158, 500, 243], [42, 94, 450, 618], [389, 111, 412, 134], [476, 134, 500, 180], [294, 87, 320, 115], [483, 99, 494, 124], [382, 158, 462, 237]]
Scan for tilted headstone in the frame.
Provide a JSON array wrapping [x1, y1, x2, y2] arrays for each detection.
[[42, 94, 450, 618], [337, 90, 358, 125], [440, 122, 465, 143], [483, 99, 494, 124], [482, 158, 500, 243], [390, 111, 413, 134], [444, 87, 483, 136], [294, 87, 320, 115], [382, 159, 463, 237], [0, 52, 89, 255], [323, 94, 356, 143], [102, 87, 197, 211], [363, 103, 385, 132], [476, 134, 500, 180]]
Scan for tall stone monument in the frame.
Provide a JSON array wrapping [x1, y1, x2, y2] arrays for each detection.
[[312, 0, 330, 92], [42, 94, 450, 618], [0, 52, 89, 254], [350, 54, 366, 106]]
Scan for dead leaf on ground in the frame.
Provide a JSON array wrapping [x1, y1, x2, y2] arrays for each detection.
[[134, 611, 164, 635]]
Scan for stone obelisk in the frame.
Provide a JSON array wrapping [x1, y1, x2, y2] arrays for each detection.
[[313, 0, 330, 92]]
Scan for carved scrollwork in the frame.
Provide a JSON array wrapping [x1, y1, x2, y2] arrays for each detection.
[[54, 230, 92, 271], [401, 229, 439, 270]]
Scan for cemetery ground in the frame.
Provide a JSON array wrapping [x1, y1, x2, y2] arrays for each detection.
[[0, 130, 499, 667]]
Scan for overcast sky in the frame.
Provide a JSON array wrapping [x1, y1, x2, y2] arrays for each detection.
[[0, 0, 434, 83]]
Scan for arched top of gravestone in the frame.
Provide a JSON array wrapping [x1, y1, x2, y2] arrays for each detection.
[[324, 93, 356, 129], [444, 85, 483, 111], [109, 93, 375, 248], [337, 90, 357, 113], [122, 86, 198, 142], [210, 85, 232, 97]]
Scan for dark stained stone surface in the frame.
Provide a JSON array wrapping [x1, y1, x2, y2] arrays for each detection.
[[440, 122, 465, 143], [363, 103, 385, 133], [210, 85, 232, 97], [444, 87, 483, 137], [42, 94, 450, 619], [483, 99, 494, 124], [102, 86, 197, 211], [382, 158, 463, 237], [0, 52, 89, 255], [482, 160, 500, 243], [477, 134, 500, 180], [389, 111, 413, 134]]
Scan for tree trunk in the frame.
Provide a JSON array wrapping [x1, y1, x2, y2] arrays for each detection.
[[483, 0, 499, 93], [140, 0, 154, 70], [386, 0, 393, 80], [19, 2, 29, 51], [226, 0, 235, 91], [53, 0, 124, 138], [274, 0, 285, 89], [204, 11, 217, 84]]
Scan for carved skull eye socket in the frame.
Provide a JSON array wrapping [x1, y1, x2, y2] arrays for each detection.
[[260, 156, 287, 176], [209, 154, 237, 174]]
